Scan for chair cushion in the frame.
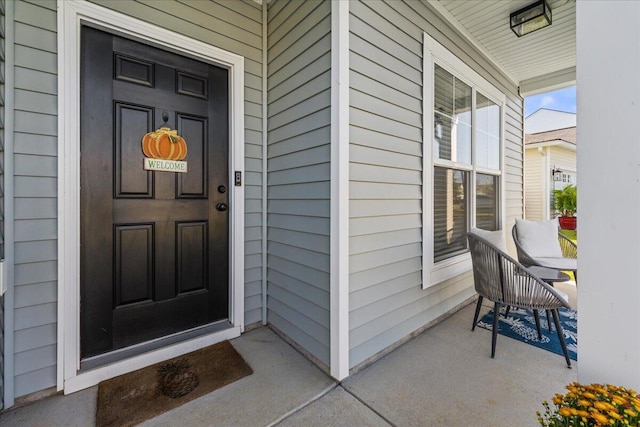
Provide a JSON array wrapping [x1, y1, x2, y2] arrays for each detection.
[[515, 219, 563, 258], [535, 257, 577, 271], [470, 228, 508, 253]]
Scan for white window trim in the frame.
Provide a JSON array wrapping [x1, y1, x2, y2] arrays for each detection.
[[422, 32, 506, 289], [58, 0, 245, 393]]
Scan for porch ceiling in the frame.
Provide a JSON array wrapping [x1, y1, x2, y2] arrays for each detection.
[[430, 0, 576, 95]]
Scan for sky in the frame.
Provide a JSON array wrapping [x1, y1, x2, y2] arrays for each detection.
[[524, 85, 576, 118]]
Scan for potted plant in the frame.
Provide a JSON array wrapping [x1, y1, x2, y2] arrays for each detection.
[[537, 382, 640, 426], [553, 184, 577, 230]]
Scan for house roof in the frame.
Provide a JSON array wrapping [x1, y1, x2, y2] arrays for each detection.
[[525, 108, 576, 134], [525, 126, 576, 145]]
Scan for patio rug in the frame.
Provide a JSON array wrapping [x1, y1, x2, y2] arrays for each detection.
[[476, 306, 577, 361], [96, 340, 253, 427]]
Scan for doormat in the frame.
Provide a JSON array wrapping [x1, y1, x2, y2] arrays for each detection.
[[476, 306, 577, 361], [96, 340, 253, 426]]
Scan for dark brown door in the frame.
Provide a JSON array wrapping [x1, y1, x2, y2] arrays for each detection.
[[80, 27, 229, 359]]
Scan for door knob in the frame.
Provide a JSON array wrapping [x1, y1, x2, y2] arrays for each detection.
[[216, 203, 228, 211]]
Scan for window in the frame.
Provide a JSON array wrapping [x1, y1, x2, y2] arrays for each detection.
[[423, 33, 505, 289]]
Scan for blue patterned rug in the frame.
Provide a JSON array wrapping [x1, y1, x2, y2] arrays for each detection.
[[477, 306, 577, 361]]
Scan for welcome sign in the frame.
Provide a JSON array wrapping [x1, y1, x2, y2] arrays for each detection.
[[141, 126, 188, 173], [144, 158, 188, 173]]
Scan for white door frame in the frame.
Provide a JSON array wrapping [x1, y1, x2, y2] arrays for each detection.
[[57, 0, 245, 394]]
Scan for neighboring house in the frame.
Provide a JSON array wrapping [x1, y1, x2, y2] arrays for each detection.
[[525, 107, 576, 134], [0, 0, 636, 409], [524, 114, 577, 220]]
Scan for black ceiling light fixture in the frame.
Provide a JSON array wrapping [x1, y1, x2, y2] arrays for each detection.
[[510, 0, 552, 37]]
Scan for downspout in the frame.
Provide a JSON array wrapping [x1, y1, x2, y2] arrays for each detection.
[[261, 0, 268, 325], [3, 0, 15, 408]]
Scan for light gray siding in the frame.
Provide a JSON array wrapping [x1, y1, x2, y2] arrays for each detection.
[[348, 0, 524, 368], [266, 0, 332, 367], [10, 0, 265, 399], [11, 0, 58, 398], [524, 147, 545, 220]]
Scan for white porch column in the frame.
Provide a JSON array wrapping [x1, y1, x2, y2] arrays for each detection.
[[577, 1, 640, 388], [329, 0, 350, 381]]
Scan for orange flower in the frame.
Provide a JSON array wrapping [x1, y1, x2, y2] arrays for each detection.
[[578, 399, 592, 407], [558, 406, 573, 417], [590, 411, 609, 424], [540, 383, 640, 427], [608, 410, 623, 420], [594, 401, 610, 411], [611, 395, 627, 406]]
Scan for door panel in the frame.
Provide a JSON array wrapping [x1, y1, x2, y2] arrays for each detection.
[[114, 103, 154, 197], [177, 114, 208, 198], [176, 221, 208, 293], [114, 224, 154, 306], [80, 27, 229, 359]]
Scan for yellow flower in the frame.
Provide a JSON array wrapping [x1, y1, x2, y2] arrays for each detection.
[[540, 383, 640, 427], [559, 406, 573, 417], [591, 412, 609, 424], [608, 410, 623, 420], [612, 395, 628, 406], [578, 399, 592, 407]]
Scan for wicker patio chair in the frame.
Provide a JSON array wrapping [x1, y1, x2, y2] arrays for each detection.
[[512, 223, 578, 284], [468, 231, 573, 367]]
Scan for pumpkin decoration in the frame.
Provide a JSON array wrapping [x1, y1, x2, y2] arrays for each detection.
[[141, 127, 187, 161]]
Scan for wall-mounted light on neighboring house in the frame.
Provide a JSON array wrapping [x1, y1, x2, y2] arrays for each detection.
[[552, 166, 563, 181], [510, 0, 552, 37]]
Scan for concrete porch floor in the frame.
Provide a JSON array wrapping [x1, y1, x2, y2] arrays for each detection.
[[0, 281, 577, 427]]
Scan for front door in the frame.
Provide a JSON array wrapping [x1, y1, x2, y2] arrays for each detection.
[[80, 27, 230, 359]]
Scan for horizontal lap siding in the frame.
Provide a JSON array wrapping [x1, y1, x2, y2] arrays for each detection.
[[348, 0, 523, 368], [11, 0, 265, 398], [524, 149, 545, 220], [550, 146, 576, 172], [266, 0, 331, 366], [12, 0, 58, 398]]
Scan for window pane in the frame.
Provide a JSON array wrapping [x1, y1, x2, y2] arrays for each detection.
[[455, 78, 472, 126], [434, 65, 471, 164], [434, 64, 453, 116], [476, 173, 499, 231], [434, 167, 469, 262], [434, 114, 472, 163], [476, 93, 500, 170]]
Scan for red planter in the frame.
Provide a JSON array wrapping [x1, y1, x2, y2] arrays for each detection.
[[558, 216, 577, 230]]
